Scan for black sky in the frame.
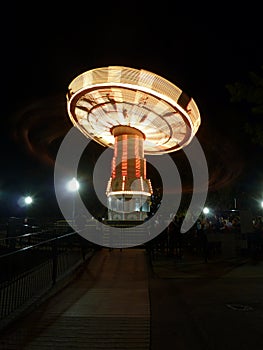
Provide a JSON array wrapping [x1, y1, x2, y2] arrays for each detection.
[[1, 1, 263, 216]]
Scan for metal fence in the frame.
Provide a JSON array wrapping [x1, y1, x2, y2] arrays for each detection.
[[0, 229, 96, 330]]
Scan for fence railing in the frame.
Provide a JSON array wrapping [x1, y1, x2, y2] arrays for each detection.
[[0, 229, 96, 330]]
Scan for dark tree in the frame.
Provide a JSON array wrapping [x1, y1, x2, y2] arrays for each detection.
[[226, 66, 263, 147]]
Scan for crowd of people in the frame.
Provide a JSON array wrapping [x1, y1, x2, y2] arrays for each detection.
[[146, 211, 263, 263]]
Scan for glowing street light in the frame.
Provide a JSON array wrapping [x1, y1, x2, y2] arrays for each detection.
[[24, 196, 33, 205], [67, 177, 79, 192], [21, 195, 33, 221], [67, 178, 80, 226], [203, 207, 209, 215]]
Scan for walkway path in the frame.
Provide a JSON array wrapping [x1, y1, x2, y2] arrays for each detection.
[[1, 248, 150, 349]]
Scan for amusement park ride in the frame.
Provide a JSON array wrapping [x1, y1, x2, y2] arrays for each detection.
[[66, 66, 201, 223]]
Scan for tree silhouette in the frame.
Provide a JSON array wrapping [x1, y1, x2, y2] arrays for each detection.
[[226, 66, 263, 147]]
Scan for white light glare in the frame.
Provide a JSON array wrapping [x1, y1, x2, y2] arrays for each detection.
[[24, 196, 33, 205], [203, 207, 209, 214], [67, 177, 80, 192]]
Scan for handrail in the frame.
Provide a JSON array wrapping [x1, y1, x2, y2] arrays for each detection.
[[0, 231, 76, 259], [0, 228, 96, 328], [0, 230, 48, 241]]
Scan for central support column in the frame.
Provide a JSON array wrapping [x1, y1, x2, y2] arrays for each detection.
[[106, 126, 153, 221]]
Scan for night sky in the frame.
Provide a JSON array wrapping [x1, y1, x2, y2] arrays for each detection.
[[1, 2, 263, 218]]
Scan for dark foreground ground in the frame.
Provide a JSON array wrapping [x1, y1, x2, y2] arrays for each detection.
[[1, 247, 263, 349]]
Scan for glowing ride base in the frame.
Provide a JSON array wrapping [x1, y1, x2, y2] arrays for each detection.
[[106, 125, 152, 221], [66, 66, 201, 222]]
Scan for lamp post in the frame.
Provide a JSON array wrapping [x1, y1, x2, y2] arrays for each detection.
[[67, 178, 79, 225], [23, 196, 33, 232], [203, 207, 209, 215], [24, 195, 33, 218], [24, 196, 33, 205]]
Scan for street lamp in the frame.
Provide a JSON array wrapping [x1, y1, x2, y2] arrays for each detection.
[[67, 177, 79, 192], [67, 178, 79, 225], [24, 196, 33, 205], [203, 207, 209, 215], [23, 195, 33, 224]]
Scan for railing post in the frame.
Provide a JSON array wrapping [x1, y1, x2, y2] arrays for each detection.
[[52, 238, 58, 285]]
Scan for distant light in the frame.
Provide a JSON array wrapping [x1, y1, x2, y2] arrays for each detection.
[[261, 201, 263, 208], [67, 177, 79, 192], [24, 196, 33, 205], [203, 207, 209, 214]]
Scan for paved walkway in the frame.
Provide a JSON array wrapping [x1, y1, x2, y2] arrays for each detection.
[[150, 250, 263, 279], [149, 252, 263, 350], [1, 249, 150, 349], [2, 247, 263, 349]]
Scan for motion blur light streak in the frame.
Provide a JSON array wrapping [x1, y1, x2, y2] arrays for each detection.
[[11, 94, 71, 167], [201, 134, 245, 191], [11, 94, 245, 195]]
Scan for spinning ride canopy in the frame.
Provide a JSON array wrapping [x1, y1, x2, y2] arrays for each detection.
[[67, 66, 201, 155]]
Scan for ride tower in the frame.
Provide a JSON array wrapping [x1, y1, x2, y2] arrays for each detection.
[[66, 66, 201, 222]]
